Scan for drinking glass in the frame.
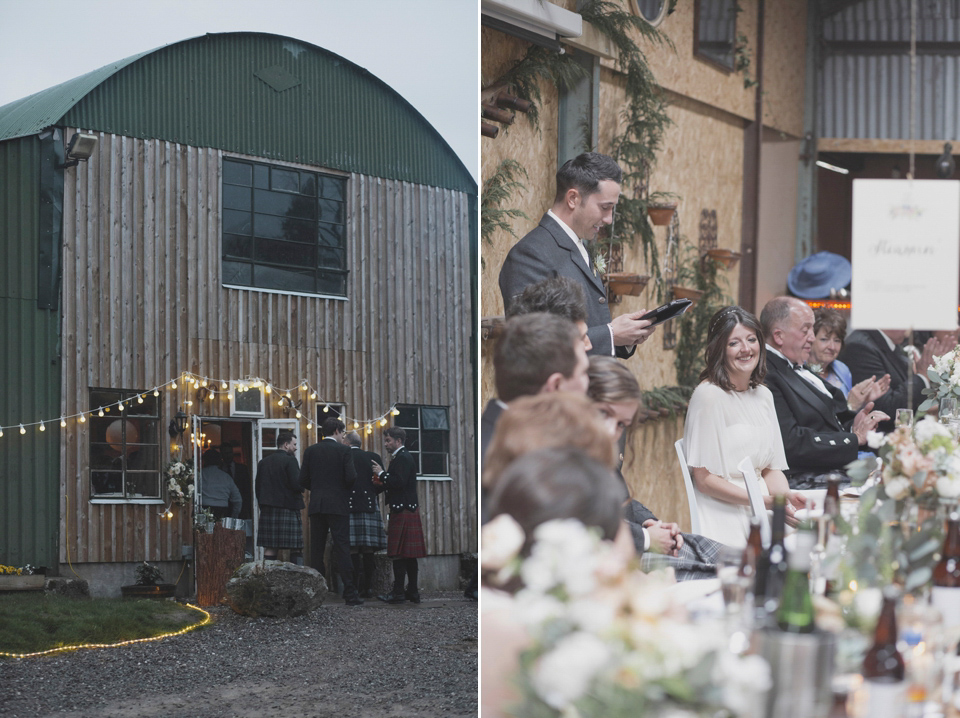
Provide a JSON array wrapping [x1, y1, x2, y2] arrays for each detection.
[[941, 397, 958, 424], [895, 408, 914, 430]]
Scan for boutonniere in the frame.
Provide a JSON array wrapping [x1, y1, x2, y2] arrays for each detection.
[[592, 253, 607, 277], [807, 363, 823, 374]]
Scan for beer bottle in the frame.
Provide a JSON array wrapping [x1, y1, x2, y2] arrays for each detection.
[[777, 521, 816, 633], [824, 475, 841, 529], [740, 517, 763, 587], [861, 590, 906, 716], [932, 511, 960, 631], [760, 495, 789, 620]]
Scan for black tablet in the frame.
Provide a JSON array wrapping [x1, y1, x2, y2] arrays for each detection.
[[639, 298, 693, 327]]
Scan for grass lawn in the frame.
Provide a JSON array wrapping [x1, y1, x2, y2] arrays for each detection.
[[0, 593, 208, 656]]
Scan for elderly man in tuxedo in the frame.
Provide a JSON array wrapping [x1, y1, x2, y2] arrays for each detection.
[[839, 329, 953, 433], [760, 296, 888, 489], [299, 417, 362, 605], [498, 152, 655, 358]]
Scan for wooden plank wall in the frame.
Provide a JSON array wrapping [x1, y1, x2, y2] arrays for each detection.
[[60, 130, 476, 565]]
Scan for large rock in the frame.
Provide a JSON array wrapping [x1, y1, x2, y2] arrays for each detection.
[[226, 561, 327, 618]]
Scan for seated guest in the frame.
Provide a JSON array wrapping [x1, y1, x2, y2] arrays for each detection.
[[481, 312, 588, 461], [200, 448, 242, 520], [839, 327, 953, 433], [684, 305, 805, 548], [504, 276, 592, 351], [810, 308, 891, 411], [760, 297, 887, 489]]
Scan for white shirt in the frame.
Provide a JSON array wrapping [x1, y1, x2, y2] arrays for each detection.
[[546, 209, 616, 356], [766, 345, 833, 397]]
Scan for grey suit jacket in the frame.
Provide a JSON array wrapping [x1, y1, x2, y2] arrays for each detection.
[[498, 213, 635, 358]]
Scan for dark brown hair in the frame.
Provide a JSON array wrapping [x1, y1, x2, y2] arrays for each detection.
[[554, 152, 623, 204], [813, 307, 847, 343], [699, 305, 767, 391], [494, 313, 579, 401], [384, 427, 406, 443]]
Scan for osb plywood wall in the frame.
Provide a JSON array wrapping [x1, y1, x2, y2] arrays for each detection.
[[480, 0, 808, 531], [761, 0, 807, 138]]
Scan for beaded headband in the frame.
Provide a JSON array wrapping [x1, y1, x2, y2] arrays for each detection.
[[709, 307, 741, 334]]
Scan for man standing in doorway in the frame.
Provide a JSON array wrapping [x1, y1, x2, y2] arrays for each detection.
[[345, 430, 387, 597], [372, 427, 425, 604], [255, 430, 304, 564], [299, 418, 362, 606]]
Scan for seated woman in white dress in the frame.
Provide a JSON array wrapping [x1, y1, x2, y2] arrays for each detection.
[[683, 306, 805, 548]]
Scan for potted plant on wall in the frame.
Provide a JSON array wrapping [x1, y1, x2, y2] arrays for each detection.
[[120, 561, 177, 599], [0, 564, 45, 592]]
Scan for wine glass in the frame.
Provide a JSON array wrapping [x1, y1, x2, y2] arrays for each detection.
[[941, 397, 958, 424], [895, 408, 914, 430]]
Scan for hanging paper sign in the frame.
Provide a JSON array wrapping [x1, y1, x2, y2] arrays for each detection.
[[851, 179, 960, 330]]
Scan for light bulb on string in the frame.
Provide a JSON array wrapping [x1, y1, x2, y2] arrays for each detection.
[[301, 383, 308, 391], [38, 422, 45, 432], [353, 421, 360, 429], [265, 385, 272, 394], [295, 411, 302, 419], [201, 379, 207, 387], [98, 409, 104, 418], [365, 425, 372, 435], [79, 415, 86, 424], [310, 392, 317, 400], [19, 425, 25, 435], [221, 381, 228, 389], [170, 381, 177, 389], [153, 389, 160, 397], [380, 419, 387, 427], [285, 391, 291, 399], [323, 405, 329, 413], [0, 427, 4, 438], [277, 398, 285, 407], [137, 395, 144, 404], [60, 417, 66, 428], [306, 421, 313, 430], [118, 403, 124, 411], [391, 408, 399, 416]]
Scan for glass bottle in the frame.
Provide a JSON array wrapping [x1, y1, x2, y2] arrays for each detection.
[[932, 512, 960, 632], [740, 517, 763, 587], [758, 495, 789, 623], [777, 521, 816, 633], [861, 590, 906, 717]]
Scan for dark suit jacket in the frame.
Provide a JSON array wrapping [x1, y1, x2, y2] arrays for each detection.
[[838, 329, 924, 433], [764, 351, 860, 474], [498, 213, 635, 358], [481, 399, 504, 462], [348, 446, 383, 513], [377, 447, 419, 512], [299, 437, 357, 515], [255, 451, 304, 511]]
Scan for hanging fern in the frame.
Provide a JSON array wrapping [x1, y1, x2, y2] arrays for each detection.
[[497, 45, 588, 130], [481, 159, 530, 247]]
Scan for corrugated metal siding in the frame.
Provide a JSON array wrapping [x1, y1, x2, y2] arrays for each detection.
[[0, 135, 61, 569], [60, 130, 476, 564], [57, 32, 474, 194], [820, 0, 960, 139]]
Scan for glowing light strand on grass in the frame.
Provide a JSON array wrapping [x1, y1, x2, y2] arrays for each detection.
[[0, 372, 401, 438], [0, 603, 212, 659]]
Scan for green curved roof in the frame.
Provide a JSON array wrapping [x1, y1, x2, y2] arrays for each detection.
[[0, 32, 474, 193]]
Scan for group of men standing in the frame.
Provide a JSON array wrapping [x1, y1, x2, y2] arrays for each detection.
[[254, 417, 425, 606]]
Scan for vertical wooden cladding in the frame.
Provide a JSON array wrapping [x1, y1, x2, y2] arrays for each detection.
[[61, 130, 476, 565]]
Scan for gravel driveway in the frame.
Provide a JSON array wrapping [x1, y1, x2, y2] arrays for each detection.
[[0, 592, 477, 717]]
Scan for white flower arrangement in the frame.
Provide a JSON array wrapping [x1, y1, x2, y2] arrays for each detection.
[[920, 345, 960, 412], [485, 516, 770, 718], [872, 416, 960, 504], [164, 459, 195, 506]]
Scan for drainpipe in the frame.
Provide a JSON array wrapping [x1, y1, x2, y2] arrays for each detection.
[[739, 0, 764, 312]]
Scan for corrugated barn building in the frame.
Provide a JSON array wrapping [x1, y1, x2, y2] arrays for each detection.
[[0, 32, 477, 595]]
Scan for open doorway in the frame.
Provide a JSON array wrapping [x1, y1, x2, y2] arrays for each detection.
[[199, 419, 255, 558]]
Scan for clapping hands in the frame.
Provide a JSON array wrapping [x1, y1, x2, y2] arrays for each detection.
[[848, 374, 891, 412]]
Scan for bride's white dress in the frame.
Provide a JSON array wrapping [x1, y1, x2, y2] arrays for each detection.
[[682, 381, 789, 548]]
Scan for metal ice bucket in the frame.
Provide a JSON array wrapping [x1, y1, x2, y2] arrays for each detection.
[[755, 628, 836, 718]]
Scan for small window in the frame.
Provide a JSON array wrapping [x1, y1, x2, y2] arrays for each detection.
[[694, 0, 737, 72], [89, 388, 161, 500], [394, 405, 450, 477], [222, 157, 348, 297], [315, 403, 346, 431]]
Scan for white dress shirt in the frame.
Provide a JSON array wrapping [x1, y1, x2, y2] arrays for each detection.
[[766, 345, 833, 397]]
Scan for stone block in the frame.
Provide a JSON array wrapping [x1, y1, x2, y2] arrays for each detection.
[[226, 560, 327, 618]]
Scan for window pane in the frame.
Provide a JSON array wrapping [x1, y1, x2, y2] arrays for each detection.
[[421, 430, 448, 453], [317, 272, 346, 296], [317, 223, 344, 248], [223, 184, 251, 211], [125, 444, 158, 470], [91, 443, 122, 470], [300, 173, 316, 196], [318, 199, 344, 224], [254, 189, 317, 220], [92, 471, 123, 495], [128, 393, 158, 415], [254, 238, 318, 266], [319, 176, 345, 201], [254, 164, 269, 189], [253, 264, 315, 293], [90, 389, 119, 412], [421, 453, 446, 475], [421, 407, 449, 430], [254, 214, 315, 243], [126, 472, 161, 498], [224, 234, 253, 259], [224, 209, 253, 235], [404, 429, 420, 452], [271, 168, 299, 193], [222, 261, 253, 286], [395, 406, 418, 428], [223, 160, 252, 186], [318, 247, 344, 269]]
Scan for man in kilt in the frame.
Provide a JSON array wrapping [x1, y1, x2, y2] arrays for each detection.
[[372, 427, 426, 604], [254, 430, 304, 563], [300, 417, 362, 606], [345, 431, 388, 597]]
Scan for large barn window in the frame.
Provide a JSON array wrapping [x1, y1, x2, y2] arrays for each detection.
[[394, 405, 450, 478], [221, 158, 348, 297], [89, 389, 161, 501]]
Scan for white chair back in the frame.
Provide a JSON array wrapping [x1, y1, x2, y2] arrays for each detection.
[[674, 439, 701, 534], [737, 455, 771, 548]]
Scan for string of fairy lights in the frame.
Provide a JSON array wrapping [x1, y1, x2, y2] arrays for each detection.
[[0, 371, 402, 439], [0, 603, 212, 659]]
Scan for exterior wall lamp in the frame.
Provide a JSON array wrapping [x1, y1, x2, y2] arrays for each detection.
[[58, 132, 98, 169], [168, 409, 189, 438]]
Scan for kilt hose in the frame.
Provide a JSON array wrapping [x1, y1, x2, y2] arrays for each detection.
[[256, 505, 303, 549], [386, 509, 426, 559], [349, 510, 387, 551]]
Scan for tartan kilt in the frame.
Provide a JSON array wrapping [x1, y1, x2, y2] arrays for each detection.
[[256, 506, 303, 549], [386, 509, 427, 559], [349, 510, 387, 551]]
